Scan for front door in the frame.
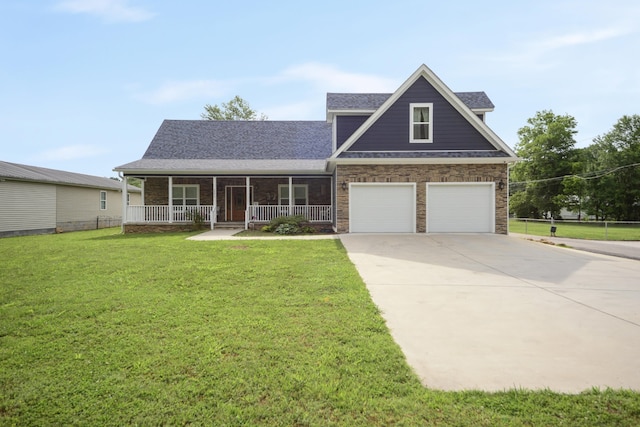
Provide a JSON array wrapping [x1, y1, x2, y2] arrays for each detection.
[[226, 186, 252, 221]]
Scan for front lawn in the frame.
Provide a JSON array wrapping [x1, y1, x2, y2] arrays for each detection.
[[1, 229, 639, 425]]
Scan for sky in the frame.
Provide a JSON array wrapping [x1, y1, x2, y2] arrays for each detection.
[[1, 0, 639, 178]]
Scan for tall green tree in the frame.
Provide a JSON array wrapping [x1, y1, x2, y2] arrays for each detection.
[[201, 95, 268, 121], [585, 115, 640, 221], [509, 110, 578, 218]]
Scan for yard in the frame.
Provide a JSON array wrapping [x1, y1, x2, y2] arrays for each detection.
[[509, 218, 640, 240], [1, 229, 639, 426]]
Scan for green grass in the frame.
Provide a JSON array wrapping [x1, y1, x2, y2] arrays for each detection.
[[510, 219, 640, 240], [1, 229, 639, 425]]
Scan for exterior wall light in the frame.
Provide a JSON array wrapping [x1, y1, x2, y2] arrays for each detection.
[[341, 181, 348, 191], [497, 180, 505, 191]]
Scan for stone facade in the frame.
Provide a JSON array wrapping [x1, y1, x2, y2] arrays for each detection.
[[335, 163, 508, 234]]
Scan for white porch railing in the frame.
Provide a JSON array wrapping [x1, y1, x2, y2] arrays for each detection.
[[125, 205, 215, 223], [248, 205, 332, 223]]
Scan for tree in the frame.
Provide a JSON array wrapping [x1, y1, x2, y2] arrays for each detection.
[[585, 115, 640, 221], [509, 110, 578, 218], [201, 95, 267, 121]]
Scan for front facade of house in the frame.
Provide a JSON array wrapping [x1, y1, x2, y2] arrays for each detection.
[[115, 65, 517, 234], [0, 161, 141, 237]]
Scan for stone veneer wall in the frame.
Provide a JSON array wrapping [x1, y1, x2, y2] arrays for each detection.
[[335, 163, 509, 234]]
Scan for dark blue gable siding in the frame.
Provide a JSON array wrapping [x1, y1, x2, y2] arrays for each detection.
[[336, 115, 369, 149], [346, 77, 496, 152]]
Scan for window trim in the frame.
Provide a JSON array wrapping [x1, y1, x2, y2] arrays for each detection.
[[409, 102, 433, 143], [99, 191, 107, 210], [278, 184, 308, 206], [172, 184, 200, 207]]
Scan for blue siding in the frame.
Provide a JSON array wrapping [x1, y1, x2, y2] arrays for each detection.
[[336, 115, 369, 149], [346, 77, 496, 152]]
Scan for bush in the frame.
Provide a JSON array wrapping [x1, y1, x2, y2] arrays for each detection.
[[275, 223, 300, 235], [261, 225, 272, 232], [268, 215, 307, 229]]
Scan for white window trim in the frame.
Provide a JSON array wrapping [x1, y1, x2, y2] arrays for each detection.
[[278, 184, 308, 205], [410, 102, 433, 143], [99, 191, 107, 210], [172, 184, 200, 206]]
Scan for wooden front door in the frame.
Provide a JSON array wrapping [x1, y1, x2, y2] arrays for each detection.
[[226, 186, 251, 221]]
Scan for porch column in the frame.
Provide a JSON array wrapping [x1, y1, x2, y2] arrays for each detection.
[[168, 176, 173, 223], [245, 176, 250, 230], [121, 175, 128, 231], [288, 176, 293, 215], [212, 177, 217, 226]]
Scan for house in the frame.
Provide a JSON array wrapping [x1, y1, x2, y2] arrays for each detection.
[[0, 161, 141, 237], [114, 64, 518, 234]]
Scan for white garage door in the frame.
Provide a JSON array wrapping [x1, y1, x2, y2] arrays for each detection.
[[427, 183, 494, 233], [350, 184, 415, 233]]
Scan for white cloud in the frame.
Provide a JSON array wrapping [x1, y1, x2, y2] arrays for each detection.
[[484, 27, 634, 71], [275, 63, 399, 92], [55, 0, 154, 23], [135, 80, 227, 105], [34, 144, 108, 162]]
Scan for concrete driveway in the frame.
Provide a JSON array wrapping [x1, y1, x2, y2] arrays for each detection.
[[339, 233, 640, 393]]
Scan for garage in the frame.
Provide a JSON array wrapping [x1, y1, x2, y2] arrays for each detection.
[[427, 183, 494, 233], [349, 183, 416, 232]]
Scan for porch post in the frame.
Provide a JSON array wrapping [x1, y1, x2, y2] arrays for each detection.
[[121, 175, 127, 232], [168, 176, 173, 223], [245, 176, 250, 230], [212, 177, 217, 228], [288, 176, 293, 216]]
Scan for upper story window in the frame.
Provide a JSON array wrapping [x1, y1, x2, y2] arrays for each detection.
[[410, 103, 433, 143]]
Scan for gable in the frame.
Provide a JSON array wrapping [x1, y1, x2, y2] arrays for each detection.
[[345, 77, 495, 152]]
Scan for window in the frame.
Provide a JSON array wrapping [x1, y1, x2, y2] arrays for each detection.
[[172, 185, 199, 206], [278, 184, 308, 205], [410, 103, 433, 143], [99, 191, 107, 210]]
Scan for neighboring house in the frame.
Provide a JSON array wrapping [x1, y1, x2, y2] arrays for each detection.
[[114, 64, 518, 234], [0, 161, 141, 237]]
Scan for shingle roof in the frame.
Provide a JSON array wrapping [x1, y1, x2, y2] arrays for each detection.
[[141, 120, 332, 160], [0, 161, 140, 191], [326, 91, 494, 111]]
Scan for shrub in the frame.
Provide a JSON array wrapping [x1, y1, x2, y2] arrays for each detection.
[[300, 226, 315, 234], [275, 223, 300, 235], [261, 225, 272, 232], [269, 215, 307, 229]]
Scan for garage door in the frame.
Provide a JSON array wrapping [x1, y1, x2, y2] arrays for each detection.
[[427, 183, 494, 233], [350, 183, 415, 233]]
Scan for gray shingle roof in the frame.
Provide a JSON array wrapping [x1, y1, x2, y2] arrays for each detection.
[[0, 161, 140, 191], [142, 120, 332, 160], [326, 91, 494, 111]]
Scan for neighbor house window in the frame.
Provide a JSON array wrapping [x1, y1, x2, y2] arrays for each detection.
[[99, 191, 107, 210], [172, 185, 199, 206], [410, 103, 433, 143], [278, 184, 308, 205]]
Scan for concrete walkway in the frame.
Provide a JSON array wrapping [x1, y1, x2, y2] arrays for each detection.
[[339, 233, 640, 392]]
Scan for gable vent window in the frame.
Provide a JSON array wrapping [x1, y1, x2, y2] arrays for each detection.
[[410, 103, 433, 143]]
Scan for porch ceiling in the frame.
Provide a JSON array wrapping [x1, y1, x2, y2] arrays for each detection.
[[114, 159, 330, 175]]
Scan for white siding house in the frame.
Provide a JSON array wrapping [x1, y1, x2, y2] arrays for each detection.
[[0, 161, 141, 237]]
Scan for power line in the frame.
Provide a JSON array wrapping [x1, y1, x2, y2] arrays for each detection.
[[510, 162, 640, 186]]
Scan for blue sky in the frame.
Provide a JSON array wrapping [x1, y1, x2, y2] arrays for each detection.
[[1, 0, 639, 178]]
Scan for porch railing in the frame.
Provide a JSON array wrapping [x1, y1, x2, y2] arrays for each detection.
[[248, 205, 332, 223], [125, 205, 215, 223]]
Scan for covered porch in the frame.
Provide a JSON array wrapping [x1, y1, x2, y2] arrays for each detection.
[[121, 175, 334, 232]]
